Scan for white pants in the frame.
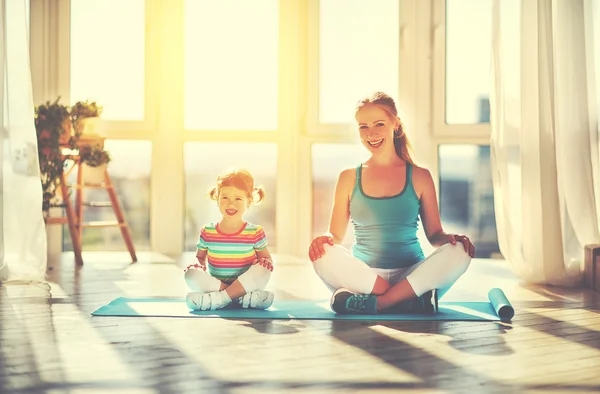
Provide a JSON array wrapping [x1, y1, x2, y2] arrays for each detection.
[[312, 243, 471, 299], [185, 264, 272, 293]]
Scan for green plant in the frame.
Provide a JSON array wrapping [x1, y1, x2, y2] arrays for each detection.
[[35, 97, 70, 212], [80, 144, 111, 167], [71, 100, 103, 137]]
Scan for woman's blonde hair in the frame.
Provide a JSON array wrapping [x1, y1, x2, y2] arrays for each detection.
[[207, 168, 265, 204], [356, 91, 414, 164]]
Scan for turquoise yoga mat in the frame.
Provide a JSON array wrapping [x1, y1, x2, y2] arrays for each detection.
[[92, 288, 514, 322]]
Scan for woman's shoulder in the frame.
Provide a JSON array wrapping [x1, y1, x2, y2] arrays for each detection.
[[410, 163, 435, 197], [335, 167, 358, 191], [410, 163, 433, 180], [338, 166, 359, 181]]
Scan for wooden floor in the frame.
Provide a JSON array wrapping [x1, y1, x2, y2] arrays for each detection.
[[2, 252, 600, 394]]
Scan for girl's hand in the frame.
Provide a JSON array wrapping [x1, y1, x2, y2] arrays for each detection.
[[254, 257, 274, 271], [184, 262, 206, 272], [308, 235, 335, 262], [446, 234, 475, 258]]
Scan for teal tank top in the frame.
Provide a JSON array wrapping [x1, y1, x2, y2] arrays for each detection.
[[350, 163, 425, 269]]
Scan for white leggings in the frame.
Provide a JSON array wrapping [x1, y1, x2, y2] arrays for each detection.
[[185, 264, 272, 293], [312, 243, 471, 299]]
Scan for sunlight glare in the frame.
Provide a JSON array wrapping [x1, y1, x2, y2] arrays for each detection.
[[319, 0, 399, 124], [184, 0, 279, 130], [70, 0, 145, 120]]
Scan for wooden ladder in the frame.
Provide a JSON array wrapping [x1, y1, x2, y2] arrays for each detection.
[[45, 147, 137, 265]]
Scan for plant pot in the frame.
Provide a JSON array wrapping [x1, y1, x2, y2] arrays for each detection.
[[82, 163, 106, 184], [76, 117, 103, 137]]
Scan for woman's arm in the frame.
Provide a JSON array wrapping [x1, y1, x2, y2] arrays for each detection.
[[415, 167, 475, 256], [308, 168, 354, 262], [327, 168, 354, 244], [415, 168, 446, 247]]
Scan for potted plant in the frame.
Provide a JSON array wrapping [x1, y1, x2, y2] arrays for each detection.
[[70, 100, 103, 138], [79, 143, 111, 184], [34, 98, 71, 214]]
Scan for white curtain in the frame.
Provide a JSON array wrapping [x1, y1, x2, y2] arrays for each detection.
[[0, 0, 47, 283], [491, 0, 600, 287]]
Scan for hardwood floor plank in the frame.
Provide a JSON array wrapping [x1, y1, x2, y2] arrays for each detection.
[[2, 256, 600, 393]]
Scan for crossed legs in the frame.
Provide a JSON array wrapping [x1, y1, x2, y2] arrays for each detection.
[[312, 243, 472, 311]]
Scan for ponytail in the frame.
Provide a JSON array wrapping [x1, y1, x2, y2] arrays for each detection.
[[252, 187, 265, 204], [393, 122, 414, 164]]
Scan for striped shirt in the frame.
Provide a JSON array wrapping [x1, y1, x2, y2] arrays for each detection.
[[197, 221, 267, 284]]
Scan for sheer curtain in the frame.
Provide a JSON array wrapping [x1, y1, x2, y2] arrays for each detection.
[[0, 0, 47, 283], [490, 0, 600, 286]]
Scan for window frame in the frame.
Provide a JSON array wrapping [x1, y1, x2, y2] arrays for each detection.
[[32, 0, 495, 258], [432, 0, 492, 138]]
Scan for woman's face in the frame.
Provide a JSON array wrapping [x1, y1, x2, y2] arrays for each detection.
[[355, 105, 397, 154]]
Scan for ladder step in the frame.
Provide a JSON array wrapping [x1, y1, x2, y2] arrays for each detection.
[[83, 201, 113, 207], [45, 217, 69, 225], [81, 221, 124, 228], [67, 183, 113, 189]]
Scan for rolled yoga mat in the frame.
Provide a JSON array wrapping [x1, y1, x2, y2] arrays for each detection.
[[488, 288, 515, 322]]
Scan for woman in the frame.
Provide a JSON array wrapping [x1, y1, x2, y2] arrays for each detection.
[[309, 92, 475, 314]]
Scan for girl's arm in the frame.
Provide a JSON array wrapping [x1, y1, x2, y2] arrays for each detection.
[[255, 246, 274, 271], [195, 248, 208, 267]]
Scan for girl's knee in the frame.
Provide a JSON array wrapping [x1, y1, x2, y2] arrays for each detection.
[[238, 263, 272, 291], [184, 267, 221, 293], [184, 267, 203, 282]]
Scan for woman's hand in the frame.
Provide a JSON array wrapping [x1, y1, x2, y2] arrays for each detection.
[[253, 257, 274, 271], [445, 233, 475, 258], [308, 235, 335, 262]]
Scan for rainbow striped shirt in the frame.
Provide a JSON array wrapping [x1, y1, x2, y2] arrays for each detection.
[[197, 222, 267, 284]]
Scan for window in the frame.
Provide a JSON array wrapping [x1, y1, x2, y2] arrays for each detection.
[[183, 0, 279, 130], [184, 142, 278, 251], [70, 0, 145, 120], [63, 140, 152, 251], [438, 144, 500, 258], [318, 0, 399, 124], [445, 0, 492, 124]]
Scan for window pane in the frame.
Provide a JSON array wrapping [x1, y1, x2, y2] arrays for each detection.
[[438, 144, 501, 258], [184, 0, 279, 130], [184, 143, 277, 251], [445, 0, 492, 124], [63, 140, 152, 251], [319, 0, 399, 124], [70, 0, 145, 120]]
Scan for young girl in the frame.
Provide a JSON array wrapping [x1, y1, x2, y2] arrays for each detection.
[[309, 91, 475, 314], [184, 169, 275, 311]]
